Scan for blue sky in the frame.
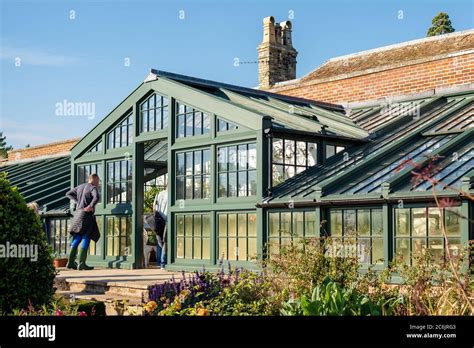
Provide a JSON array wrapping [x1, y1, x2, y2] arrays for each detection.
[[1, 0, 473, 148]]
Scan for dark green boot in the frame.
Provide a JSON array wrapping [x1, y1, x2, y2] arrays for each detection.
[[66, 246, 78, 270], [77, 247, 94, 270]]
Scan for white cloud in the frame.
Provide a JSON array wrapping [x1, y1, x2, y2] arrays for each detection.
[[0, 45, 82, 67]]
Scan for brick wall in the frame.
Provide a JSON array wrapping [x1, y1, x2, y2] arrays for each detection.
[[7, 138, 80, 161], [269, 52, 474, 104]]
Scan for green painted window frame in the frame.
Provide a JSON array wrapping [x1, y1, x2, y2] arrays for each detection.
[[140, 93, 169, 133], [175, 101, 211, 139], [106, 159, 133, 204], [217, 211, 257, 262], [328, 208, 384, 265], [267, 210, 317, 256], [217, 142, 257, 198], [107, 113, 133, 149], [175, 148, 211, 200], [393, 205, 462, 266], [272, 138, 318, 187], [175, 213, 211, 260], [105, 215, 132, 257]]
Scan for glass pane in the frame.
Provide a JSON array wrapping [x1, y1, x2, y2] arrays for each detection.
[[201, 112, 209, 133], [358, 238, 370, 263], [272, 139, 284, 164], [307, 143, 317, 166], [185, 215, 193, 236], [344, 210, 357, 236], [177, 115, 184, 138], [248, 238, 257, 260], [248, 170, 257, 196], [412, 208, 427, 237], [176, 176, 184, 200], [280, 212, 291, 237], [428, 238, 444, 261], [238, 237, 247, 261], [193, 215, 202, 236], [395, 238, 410, 265], [193, 175, 202, 199], [228, 238, 237, 261], [228, 214, 237, 237], [305, 211, 316, 236], [218, 173, 227, 197], [238, 145, 248, 170], [248, 213, 257, 236], [445, 207, 461, 236], [176, 153, 185, 175], [194, 112, 202, 135], [218, 214, 227, 236], [202, 175, 210, 199], [228, 172, 237, 197], [202, 215, 210, 237], [272, 164, 284, 186], [218, 119, 226, 132], [395, 209, 410, 236], [269, 213, 279, 237], [330, 210, 343, 236], [296, 142, 307, 166], [185, 177, 193, 199], [218, 238, 227, 260], [217, 147, 227, 171], [202, 150, 211, 174], [372, 238, 384, 264], [412, 238, 426, 262], [177, 238, 184, 258], [283, 140, 295, 165], [185, 114, 193, 137], [326, 145, 335, 158], [357, 210, 370, 236], [202, 238, 210, 259], [194, 151, 202, 174], [293, 212, 304, 237], [371, 209, 383, 236], [447, 237, 461, 257], [185, 237, 193, 259], [238, 214, 247, 237], [193, 238, 202, 259], [238, 171, 247, 196], [428, 207, 442, 236], [228, 146, 237, 171], [176, 215, 184, 236], [248, 143, 257, 170]]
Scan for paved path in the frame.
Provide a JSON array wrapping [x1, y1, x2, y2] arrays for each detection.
[[56, 267, 184, 287]]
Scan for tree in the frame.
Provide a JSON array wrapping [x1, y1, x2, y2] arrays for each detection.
[[0, 173, 56, 313], [0, 132, 13, 159], [427, 12, 455, 37]]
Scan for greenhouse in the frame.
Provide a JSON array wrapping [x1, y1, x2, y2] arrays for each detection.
[[4, 70, 471, 270], [63, 69, 473, 270]]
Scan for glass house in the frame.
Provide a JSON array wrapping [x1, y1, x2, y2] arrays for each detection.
[[40, 70, 474, 269]]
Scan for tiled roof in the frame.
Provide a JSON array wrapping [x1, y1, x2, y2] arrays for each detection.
[[301, 30, 474, 83]]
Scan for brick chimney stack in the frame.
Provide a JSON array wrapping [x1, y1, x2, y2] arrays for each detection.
[[258, 16, 298, 89]]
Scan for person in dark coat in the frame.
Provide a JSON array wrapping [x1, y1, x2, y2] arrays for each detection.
[[65, 174, 101, 270]]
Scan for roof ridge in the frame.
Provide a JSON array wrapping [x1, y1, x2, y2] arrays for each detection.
[[326, 29, 474, 64]]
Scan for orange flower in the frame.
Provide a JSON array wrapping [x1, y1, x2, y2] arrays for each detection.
[[196, 308, 210, 316]]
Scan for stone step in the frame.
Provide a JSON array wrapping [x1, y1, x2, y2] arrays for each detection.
[[58, 290, 145, 316], [66, 280, 152, 302]]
